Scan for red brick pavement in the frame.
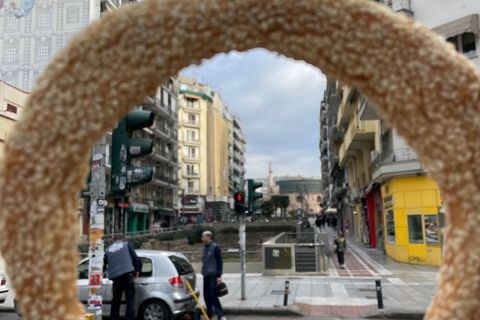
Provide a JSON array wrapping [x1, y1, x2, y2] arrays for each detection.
[[297, 302, 377, 317], [332, 250, 378, 277]]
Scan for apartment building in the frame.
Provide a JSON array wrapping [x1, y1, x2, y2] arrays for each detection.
[[176, 76, 210, 222], [320, 0, 479, 265], [0, 81, 28, 271], [232, 115, 247, 190]]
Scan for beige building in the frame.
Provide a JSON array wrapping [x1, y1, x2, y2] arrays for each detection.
[[176, 76, 211, 221], [0, 81, 28, 271]]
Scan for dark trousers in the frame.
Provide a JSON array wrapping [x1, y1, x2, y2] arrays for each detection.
[[204, 276, 224, 318], [337, 251, 345, 265], [111, 273, 136, 320]]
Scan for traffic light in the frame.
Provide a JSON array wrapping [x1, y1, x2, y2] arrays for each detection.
[[234, 191, 245, 215], [111, 110, 154, 194], [247, 179, 263, 215]]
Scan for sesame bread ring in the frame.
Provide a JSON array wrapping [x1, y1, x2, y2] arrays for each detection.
[[0, 0, 478, 319]]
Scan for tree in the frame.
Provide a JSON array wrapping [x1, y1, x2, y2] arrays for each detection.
[[280, 196, 290, 216], [262, 201, 274, 218], [271, 196, 282, 216]]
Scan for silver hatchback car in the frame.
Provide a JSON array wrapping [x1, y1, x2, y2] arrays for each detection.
[[15, 250, 200, 320]]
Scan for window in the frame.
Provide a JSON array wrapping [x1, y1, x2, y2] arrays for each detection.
[[162, 89, 169, 106], [186, 98, 194, 108], [424, 214, 439, 245], [3, 40, 18, 64], [186, 164, 194, 175], [67, 6, 80, 24], [36, 5, 52, 29], [138, 257, 153, 278], [187, 147, 197, 158], [188, 114, 196, 124], [188, 180, 194, 192], [447, 32, 477, 58], [408, 215, 424, 244], [4, 16, 19, 32], [77, 260, 89, 280], [386, 210, 395, 244], [6, 104, 17, 114], [35, 37, 51, 62], [168, 255, 194, 276]]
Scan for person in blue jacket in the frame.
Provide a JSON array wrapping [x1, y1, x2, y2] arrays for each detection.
[[104, 235, 140, 320], [201, 231, 226, 320]]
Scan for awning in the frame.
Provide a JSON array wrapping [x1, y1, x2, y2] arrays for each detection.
[[184, 93, 201, 99], [127, 203, 149, 214], [182, 210, 202, 214], [325, 207, 338, 213], [433, 14, 479, 38]]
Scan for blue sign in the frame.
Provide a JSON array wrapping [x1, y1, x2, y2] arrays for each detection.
[[297, 208, 301, 215]]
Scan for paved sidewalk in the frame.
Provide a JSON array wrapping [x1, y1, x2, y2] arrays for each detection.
[[196, 230, 439, 318]]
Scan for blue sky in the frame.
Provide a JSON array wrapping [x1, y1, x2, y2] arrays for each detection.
[[180, 49, 326, 179]]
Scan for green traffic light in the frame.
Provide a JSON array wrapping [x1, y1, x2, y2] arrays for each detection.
[[247, 179, 263, 216]]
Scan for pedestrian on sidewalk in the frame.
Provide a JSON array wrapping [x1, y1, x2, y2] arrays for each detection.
[[334, 229, 347, 269], [104, 235, 140, 320], [201, 231, 226, 320]]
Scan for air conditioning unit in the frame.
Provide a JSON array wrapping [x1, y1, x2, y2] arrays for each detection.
[[342, 182, 349, 188], [370, 150, 379, 163]]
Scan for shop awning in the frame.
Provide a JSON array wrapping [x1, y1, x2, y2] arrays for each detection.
[[127, 203, 149, 213], [325, 207, 338, 213], [433, 14, 479, 38], [184, 93, 201, 99]]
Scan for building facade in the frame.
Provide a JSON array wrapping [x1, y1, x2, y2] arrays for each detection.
[[276, 178, 323, 215], [321, 0, 479, 265], [0, 0, 92, 92]]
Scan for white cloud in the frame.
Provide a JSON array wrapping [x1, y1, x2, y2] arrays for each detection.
[[180, 49, 326, 179]]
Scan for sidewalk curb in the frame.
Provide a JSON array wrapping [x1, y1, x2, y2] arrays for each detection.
[[223, 306, 304, 317], [361, 308, 425, 319]]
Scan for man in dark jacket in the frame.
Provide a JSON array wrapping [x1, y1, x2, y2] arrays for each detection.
[[201, 231, 225, 320], [104, 235, 140, 320]]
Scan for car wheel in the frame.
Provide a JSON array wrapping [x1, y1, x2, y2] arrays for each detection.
[[139, 300, 170, 320]]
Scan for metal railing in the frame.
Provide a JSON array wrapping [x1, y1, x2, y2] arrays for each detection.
[[371, 148, 419, 171]]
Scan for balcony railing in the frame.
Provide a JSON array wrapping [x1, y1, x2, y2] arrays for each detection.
[[383, 0, 413, 16], [371, 148, 419, 171], [183, 120, 201, 126], [184, 171, 200, 176]]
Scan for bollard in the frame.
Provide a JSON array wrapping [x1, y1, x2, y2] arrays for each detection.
[[375, 279, 383, 309], [283, 280, 290, 306]]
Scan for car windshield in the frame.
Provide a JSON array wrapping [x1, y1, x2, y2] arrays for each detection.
[[168, 255, 194, 276]]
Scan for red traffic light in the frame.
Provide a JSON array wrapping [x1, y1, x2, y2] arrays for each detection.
[[237, 194, 243, 201]]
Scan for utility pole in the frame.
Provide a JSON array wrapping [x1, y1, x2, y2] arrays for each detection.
[[239, 215, 246, 300], [87, 138, 108, 320]]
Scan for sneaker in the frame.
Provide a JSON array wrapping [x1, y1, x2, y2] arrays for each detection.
[[219, 317, 227, 320]]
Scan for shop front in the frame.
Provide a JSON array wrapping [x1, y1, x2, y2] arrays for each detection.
[[126, 203, 149, 236], [366, 185, 383, 251], [382, 176, 443, 266]]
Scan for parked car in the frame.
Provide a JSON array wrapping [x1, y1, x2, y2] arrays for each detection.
[[15, 250, 200, 320], [0, 272, 8, 304]]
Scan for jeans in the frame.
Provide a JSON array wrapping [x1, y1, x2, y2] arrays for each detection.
[[204, 276, 224, 318], [111, 272, 136, 320], [337, 251, 345, 265]]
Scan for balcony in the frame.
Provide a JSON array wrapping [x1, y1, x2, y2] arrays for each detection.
[[371, 148, 424, 183], [183, 104, 202, 114], [359, 98, 380, 121], [233, 163, 242, 174], [337, 88, 358, 128], [182, 136, 201, 145], [153, 121, 170, 140], [151, 174, 169, 187], [183, 120, 201, 128], [383, 0, 413, 17], [339, 119, 377, 166], [187, 188, 201, 195], [183, 171, 200, 178], [150, 150, 170, 163], [233, 139, 246, 153], [170, 131, 178, 142], [141, 96, 171, 118], [233, 151, 245, 164], [183, 154, 201, 163]]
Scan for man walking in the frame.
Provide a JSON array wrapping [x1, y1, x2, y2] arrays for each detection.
[[104, 235, 140, 320], [201, 231, 226, 320]]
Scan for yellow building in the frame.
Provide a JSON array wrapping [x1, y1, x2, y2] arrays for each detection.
[[382, 176, 443, 266], [206, 93, 233, 221], [336, 85, 380, 242]]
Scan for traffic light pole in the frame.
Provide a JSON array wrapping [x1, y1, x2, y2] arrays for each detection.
[[239, 215, 246, 300], [87, 141, 108, 320]]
